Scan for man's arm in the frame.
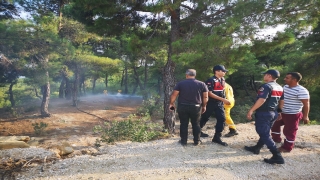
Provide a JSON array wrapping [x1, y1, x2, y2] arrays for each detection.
[[208, 92, 230, 105], [169, 90, 179, 110], [301, 99, 310, 124], [201, 92, 208, 114], [278, 99, 284, 110], [247, 98, 266, 120], [276, 99, 284, 121]]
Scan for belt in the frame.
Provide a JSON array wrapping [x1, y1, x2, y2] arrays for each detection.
[[179, 103, 201, 107], [256, 109, 275, 112]]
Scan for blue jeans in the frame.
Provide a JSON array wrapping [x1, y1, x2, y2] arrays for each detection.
[[255, 111, 277, 151]]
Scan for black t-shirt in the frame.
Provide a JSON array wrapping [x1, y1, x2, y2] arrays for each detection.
[[174, 78, 208, 105]]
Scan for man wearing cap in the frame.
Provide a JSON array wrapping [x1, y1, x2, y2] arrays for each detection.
[[245, 69, 285, 164], [170, 69, 209, 146], [200, 65, 231, 146], [271, 72, 310, 153]]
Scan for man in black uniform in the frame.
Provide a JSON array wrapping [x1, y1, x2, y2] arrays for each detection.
[[245, 69, 284, 164], [170, 69, 209, 146], [200, 65, 230, 146]]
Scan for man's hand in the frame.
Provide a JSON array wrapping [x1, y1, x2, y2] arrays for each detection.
[[247, 110, 253, 120], [201, 107, 206, 114], [223, 99, 231, 105], [302, 116, 310, 124], [169, 104, 175, 111], [276, 113, 282, 121]]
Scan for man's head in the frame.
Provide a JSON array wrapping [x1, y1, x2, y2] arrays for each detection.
[[262, 69, 280, 82], [213, 65, 228, 78], [284, 72, 302, 86], [186, 69, 196, 78]]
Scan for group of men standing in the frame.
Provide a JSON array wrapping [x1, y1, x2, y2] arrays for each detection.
[[169, 65, 310, 165]]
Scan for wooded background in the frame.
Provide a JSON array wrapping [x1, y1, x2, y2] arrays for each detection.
[[1, 0, 320, 133]]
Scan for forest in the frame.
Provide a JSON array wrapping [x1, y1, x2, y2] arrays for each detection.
[[1, 0, 320, 133]]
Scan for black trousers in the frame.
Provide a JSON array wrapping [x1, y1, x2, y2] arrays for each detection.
[[200, 101, 226, 134], [177, 104, 202, 144]]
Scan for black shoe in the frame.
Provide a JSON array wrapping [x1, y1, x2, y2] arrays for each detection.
[[178, 140, 187, 146], [264, 150, 285, 164], [244, 145, 261, 154], [194, 140, 202, 146], [225, 128, 239, 137], [200, 132, 209, 137], [212, 138, 228, 146]]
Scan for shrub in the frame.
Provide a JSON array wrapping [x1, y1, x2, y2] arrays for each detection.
[[136, 94, 163, 119], [32, 122, 48, 135], [230, 95, 255, 123], [230, 103, 253, 123], [93, 113, 169, 144]]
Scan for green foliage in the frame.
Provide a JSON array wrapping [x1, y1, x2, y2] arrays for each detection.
[[137, 94, 163, 119], [229, 90, 255, 123], [0, 88, 11, 108], [6, 107, 24, 118], [32, 122, 48, 135], [231, 103, 254, 124], [308, 90, 320, 122], [93, 114, 169, 144], [308, 120, 319, 125]]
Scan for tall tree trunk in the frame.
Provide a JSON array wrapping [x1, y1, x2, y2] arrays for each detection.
[[82, 80, 86, 95], [92, 78, 97, 94], [124, 64, 128, 94], [34, 87, 42, 100], [163, 2, 180, 134], [105, 73, 108, 88], [144, 58, 148, 89], [65, 77, 71, 100], [131, 83, 138, 95], [143, 58, 148, 99], [8, 81, 15, 107], [59, 78, 66, 98], [78, 83, 82, 96], [58, 0, 64, 31], [78, 74, 85, 96], [72, 65, 79, 107], [133, 66, 143, 89], [157, 75, 162, 96], [40, 71, 51, 117]]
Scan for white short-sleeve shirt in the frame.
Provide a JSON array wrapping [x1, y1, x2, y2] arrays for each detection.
[[282, 85, 309, 114]]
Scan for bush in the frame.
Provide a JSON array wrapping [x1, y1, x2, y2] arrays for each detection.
[[231, 103, 253, 123], [32, 122, 48, 135], [93, 114, 169, 144], [230, 95, 255, 123], [136, 94, 163, 119]]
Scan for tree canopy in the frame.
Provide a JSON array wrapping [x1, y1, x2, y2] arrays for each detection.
[[1, 0, 320, 128]]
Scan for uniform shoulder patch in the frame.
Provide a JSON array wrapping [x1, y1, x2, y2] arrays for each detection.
[[259, 87, 264, 91]]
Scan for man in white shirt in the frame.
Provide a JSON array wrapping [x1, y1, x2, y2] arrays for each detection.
[[271, 72, 310, 153]]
